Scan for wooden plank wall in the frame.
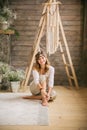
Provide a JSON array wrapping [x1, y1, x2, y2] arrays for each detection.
[[81, 0, 87, 85], [9, 0, 83, 86]]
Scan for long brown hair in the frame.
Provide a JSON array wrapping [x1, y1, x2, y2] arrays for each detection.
[[33, 51, 50, 73]]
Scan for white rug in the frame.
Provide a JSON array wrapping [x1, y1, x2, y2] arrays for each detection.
[[0, 93, 49, 125]]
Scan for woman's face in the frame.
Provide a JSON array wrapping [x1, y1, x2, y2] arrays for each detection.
[[37, 55, 47, 66]]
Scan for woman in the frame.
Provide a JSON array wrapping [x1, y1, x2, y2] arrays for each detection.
[[23, 51, 56, 106]]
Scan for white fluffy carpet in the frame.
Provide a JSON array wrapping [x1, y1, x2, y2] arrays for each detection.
[[0, 93, 49, 125]]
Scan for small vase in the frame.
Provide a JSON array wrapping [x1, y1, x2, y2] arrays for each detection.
[[11, 81, 20, 93], [2, 21, 9, 30]]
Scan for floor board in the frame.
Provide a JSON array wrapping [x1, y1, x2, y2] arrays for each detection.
[[0, 86, 87, 130]]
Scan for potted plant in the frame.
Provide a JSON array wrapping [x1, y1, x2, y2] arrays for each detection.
[[5, 69, 25, 92], [0, 62, 11, 91], [0, 62, 10, 82], [0, 6, 17, 30], [0, 62, 10, 74], [0, 61, 25, 92]]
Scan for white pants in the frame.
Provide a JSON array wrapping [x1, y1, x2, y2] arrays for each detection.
[[29, 75, 56, 100]]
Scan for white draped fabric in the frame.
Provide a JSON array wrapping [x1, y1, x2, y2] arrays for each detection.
[[46, 2, 60, 55]]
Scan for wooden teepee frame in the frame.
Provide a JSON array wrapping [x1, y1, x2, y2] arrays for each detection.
[[21, 0, 79, 90]]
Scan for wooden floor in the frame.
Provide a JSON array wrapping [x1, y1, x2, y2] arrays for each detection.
[[0, 86, 87, 130]]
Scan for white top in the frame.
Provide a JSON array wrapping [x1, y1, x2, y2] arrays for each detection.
[[32, 66, 54, 88]]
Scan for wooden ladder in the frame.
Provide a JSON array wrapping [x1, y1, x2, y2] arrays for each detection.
[[21, 0, 79, 90]]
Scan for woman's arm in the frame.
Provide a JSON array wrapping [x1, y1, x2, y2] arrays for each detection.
[[47, 66, 55, 100], [32, 69, 43, 89], [48, 66, 55, 88], [32, 69, 39, 84]]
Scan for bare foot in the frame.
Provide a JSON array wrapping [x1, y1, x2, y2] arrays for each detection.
[[42, 96, 48, 106]]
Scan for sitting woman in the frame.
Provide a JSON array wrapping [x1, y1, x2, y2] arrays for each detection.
[[23, 51, 56, 106]]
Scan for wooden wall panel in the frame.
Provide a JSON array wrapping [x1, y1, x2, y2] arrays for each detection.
[[10, 0, 83, 86], [81, 0, 87, 85]]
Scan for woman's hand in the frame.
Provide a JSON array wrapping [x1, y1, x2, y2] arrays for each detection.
[[47, 93, 50, 101], [41, 89, 47, 97]]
